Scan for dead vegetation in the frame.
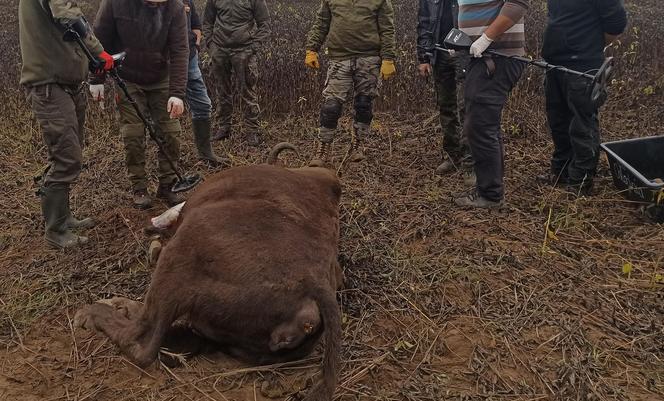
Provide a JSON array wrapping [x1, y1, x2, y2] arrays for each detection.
[[1, 0, 663, 400]]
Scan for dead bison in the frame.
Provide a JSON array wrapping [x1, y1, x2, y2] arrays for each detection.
[[75, 144, 343, 401]]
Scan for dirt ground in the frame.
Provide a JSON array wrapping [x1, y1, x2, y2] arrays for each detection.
[[1, 0, 663, 400]]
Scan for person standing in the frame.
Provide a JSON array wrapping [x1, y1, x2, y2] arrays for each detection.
[[90, 0, 190, 209], [19, 0, 114, 248], [453, 0, 529, 209], [417, 0, 473, 183], [540, 0, 627, 195], [184, 0, 229, 167], [203, 0, 270, 146], [305, 0, 397, 167]]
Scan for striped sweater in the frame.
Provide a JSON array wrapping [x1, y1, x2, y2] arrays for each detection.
[[458, 0, 529, 56]]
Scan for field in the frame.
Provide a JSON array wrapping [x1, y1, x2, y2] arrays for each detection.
[[1, 0, 663, 400]]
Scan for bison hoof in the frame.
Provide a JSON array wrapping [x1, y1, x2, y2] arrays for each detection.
[[148, 240, 162, 266], [96, 297, 142, 320], [73, 306, 98, 331]]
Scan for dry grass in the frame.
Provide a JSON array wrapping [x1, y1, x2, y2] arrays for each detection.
[[1, 0, 663, 400]]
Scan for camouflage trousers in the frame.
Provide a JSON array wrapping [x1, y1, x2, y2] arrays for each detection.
[[319, 56, 381, 142], [210, 47, 260, 133], [434, 51, 472, 167], [25, 83, 87, 186], [117, 77, 181, 191]]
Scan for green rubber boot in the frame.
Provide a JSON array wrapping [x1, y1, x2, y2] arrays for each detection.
[[40, 185, 88, 249]]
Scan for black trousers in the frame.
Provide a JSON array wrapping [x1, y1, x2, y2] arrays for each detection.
[[464, 57, 524, 201], [545, 69, 601, 183]]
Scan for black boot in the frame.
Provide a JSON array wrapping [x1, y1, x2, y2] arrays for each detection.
[[192, 119, 230, 167], [157, 183, 187, 207], [40, 185, 88, 249]]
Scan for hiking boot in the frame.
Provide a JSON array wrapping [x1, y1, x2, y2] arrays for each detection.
[[40, 185, 88, 249], [463, 170, 477, 187], [192, 119, 231, 167], [536, 172, 570, 187], [454, 189, 504, 209], [211, 126, 231, 141], [435, 159, 455, 175], [309, 140, 332, 168], [132, 189, 153, 209], [157, 184, 186, 207], [246, 131, 263, 147], [349, 123, 367, 162]]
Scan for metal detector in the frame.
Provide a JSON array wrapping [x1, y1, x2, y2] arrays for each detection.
[[63, 29, 201, 193], [439, 29, 614, 108]]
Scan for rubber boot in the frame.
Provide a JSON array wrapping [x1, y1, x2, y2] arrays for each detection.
[[350, 123, 368, 162], [157, 183, 186, 207], [41, 185, 88, 249], [192, 119, 230, 167]]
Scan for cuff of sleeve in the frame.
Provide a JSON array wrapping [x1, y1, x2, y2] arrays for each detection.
[[500, 2, 528, 22], [85, 37, 104, 58]]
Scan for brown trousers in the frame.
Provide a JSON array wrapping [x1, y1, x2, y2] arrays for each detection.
[[25, 83, 87, 186]]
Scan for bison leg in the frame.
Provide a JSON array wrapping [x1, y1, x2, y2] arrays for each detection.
[[75, 294, 177, 367]]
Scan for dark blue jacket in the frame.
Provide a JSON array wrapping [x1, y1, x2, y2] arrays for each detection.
[[416, 0, 459, 65], [542, 0, 627, 68]]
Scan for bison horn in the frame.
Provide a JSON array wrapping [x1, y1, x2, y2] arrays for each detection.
[[267, 142, 299, 165]]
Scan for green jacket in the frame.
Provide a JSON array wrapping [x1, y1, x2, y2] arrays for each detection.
[[202, 0, 270, 50], [19, 0, 103, 86], [306, 0, 396, 61]]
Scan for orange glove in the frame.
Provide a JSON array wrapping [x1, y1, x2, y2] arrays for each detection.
[[380, 60, 396, 80], [305, 50, 320, 69]]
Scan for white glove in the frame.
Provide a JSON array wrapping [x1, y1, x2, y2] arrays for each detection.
[[470, 33, 493, 58], [167, 97, 184, 119], [89, 84, 105, 102]]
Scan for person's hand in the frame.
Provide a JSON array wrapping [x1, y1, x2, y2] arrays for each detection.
[[470, 33, 493, 58], [305, 50, 320, 69], [380, 59, 396, 80], [89, 84, 105, 102], [90, 51, 114, 74], [167, 97, 184, 119], [417, 63, 432, 77]]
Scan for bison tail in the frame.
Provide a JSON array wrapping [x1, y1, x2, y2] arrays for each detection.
[[267, 142, 299, 166], [304, 287, 341, 401]]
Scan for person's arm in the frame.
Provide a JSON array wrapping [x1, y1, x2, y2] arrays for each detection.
[[595, 0, 627, 45], [416, 0, 434, 65], [189, 1, 203, 47], [47, 0, 104, 55], [252, 0, 271, 49], [377, 0, 396, 61], [168, 3, 190, 101], [484, 0, 529, 40], [470, 0, 528, 57], [202, 0, 216, 48], [305, 0, 331, 52]]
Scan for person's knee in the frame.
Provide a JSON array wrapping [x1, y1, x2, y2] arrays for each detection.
[[354, 95, 373, 124], [319, 98, 343, 129]]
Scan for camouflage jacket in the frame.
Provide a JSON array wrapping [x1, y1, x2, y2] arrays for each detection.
[[306, 0, 396, 61], [19, 0, 104, 86], [202, 0, 270, 50]]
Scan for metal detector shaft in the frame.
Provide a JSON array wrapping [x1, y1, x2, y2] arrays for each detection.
[[433, 45, 595, 80], [109, 72, 185, 182]]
